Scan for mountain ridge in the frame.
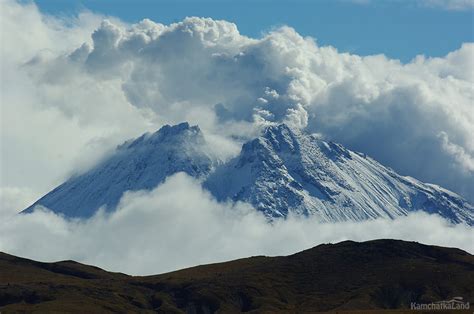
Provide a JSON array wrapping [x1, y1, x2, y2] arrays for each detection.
[[23, 122, 474, 224]]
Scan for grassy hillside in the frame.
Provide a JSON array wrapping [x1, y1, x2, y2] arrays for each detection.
[[1, 239, 473, 313]]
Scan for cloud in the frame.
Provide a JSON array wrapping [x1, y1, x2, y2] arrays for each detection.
[[0, 173, 472, 275], [438, 132, 474, 173], [1, 0, 473, 215], [0, 0, 159, 206], [0, 187, 37, 217]]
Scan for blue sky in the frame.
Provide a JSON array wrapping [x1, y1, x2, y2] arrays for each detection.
[[34, 0, 473, 62]]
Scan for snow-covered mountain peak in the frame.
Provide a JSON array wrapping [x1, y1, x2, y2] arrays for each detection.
[[23, 122, 216, 218], [250, 123, 351, 162], [261, 124, 300, 153], [150, 122, 202, 141], [205, 123, 474, 224], [24, 122, 473, 224], [237, 124, 303, 163], [120, 122, 203, 150]]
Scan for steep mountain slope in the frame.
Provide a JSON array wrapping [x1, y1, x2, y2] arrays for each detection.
[[205, 124, 474, 224], [23, 122, 217, 217], [1, 240, 473, 313], [23, 122, 474, 224]]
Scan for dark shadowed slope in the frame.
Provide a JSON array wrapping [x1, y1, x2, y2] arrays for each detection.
[[1, 239, 473, 313]]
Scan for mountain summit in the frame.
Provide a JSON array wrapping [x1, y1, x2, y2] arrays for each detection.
[[23, 123, 474, 224], [23, 122, 217, 217], [205, 124, 473, 224]]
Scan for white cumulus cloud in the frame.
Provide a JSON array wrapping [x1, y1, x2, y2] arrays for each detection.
[[438, 131, 474, 172], [4, 0, 472, 203]]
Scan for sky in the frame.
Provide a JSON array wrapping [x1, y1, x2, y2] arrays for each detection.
[[33, 0, 474, 62], [0, 0, 473, 274]]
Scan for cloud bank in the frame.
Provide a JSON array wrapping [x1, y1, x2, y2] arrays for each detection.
[[1, 173, 473, 275]]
